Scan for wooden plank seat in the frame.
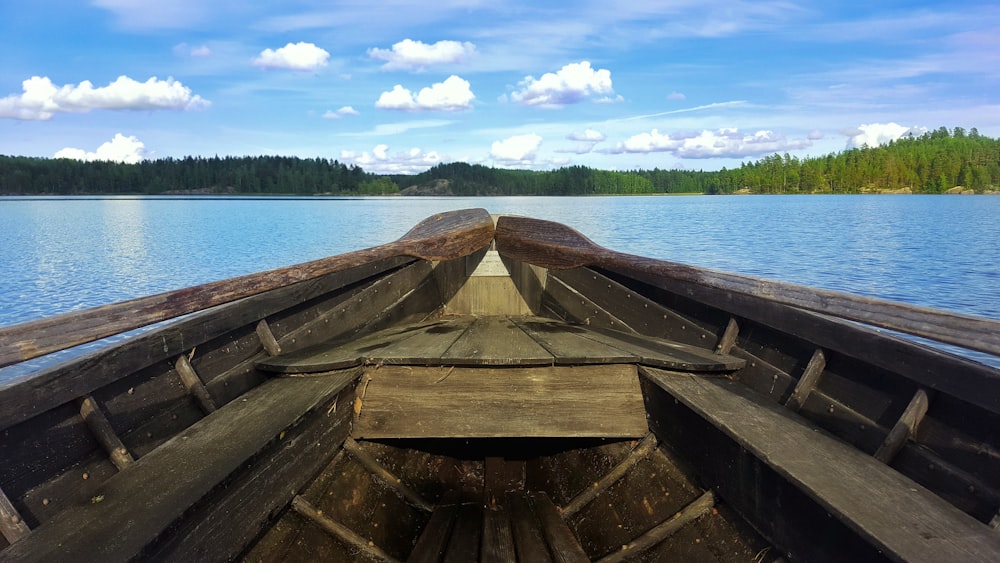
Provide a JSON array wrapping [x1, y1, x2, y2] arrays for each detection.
[[0, 370, 359, 562], [641, 367, 1000, 563], [256, 315, 745, 374], [408, 491, 587, 562]]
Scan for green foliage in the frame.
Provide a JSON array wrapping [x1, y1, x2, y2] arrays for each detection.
[[0, 155, 368, 195], [1, 127, 997, 196]]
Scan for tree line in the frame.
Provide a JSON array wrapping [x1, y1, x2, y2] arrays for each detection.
[[1, 126, 997, 196]]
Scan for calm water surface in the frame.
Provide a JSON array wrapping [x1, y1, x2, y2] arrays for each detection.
[[1, 195, 998, 372]]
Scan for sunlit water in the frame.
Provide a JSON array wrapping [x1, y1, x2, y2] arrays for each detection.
[[1, 195, 998, 376]]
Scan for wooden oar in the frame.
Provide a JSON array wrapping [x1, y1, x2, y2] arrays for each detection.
[[495, 215, 1000, 358], [0, 208, 495, 369]]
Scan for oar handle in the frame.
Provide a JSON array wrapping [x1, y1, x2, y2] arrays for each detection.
[[495, 215, 1000, 357], [0, 208, 494, 369]]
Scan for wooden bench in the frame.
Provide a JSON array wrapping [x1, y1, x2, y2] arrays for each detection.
[[641, 367, 1000, 563], [0, 370, 358, 562]]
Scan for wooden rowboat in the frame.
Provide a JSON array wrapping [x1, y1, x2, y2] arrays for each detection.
[[1, 208, 999, 562]]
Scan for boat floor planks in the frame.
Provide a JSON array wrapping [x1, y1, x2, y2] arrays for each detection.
[[642, 367, 1000, 563], [354, 364, 649, 439], [256, 315, 746, 374]]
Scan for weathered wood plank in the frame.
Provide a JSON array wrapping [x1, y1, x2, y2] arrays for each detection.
[[258, 319, 457, 373], [511, 317, 638, 365], [528, 491, 589, 563], [77, 395, 133, 471], [0, 208, 494, 368], [255, 319, 282, 356], [148, 388, 355, 561], [495, 214, 1000, 357], [582, 326, 746, 372], [441, 316, 553, 366], [408, 504, 457, 563], [443, 503, 482, 563], [596, 489, 715, 563], [292, 496, 401, 563], [174, 353, 218, 414], [343, 438, 434, 512], [0, 486, 30, 544], [784, 349, 826, 412], [0, 371, 359, 562], [874, 388, 930, 463], [641, 367, 1000, 563], [481, 504, 516, 563], [0, 255, 413, 432], [560, 433, 659, 518], [716, 317, 740, 354], [507, 493, 553, 563], [355, 365, 649, 439]]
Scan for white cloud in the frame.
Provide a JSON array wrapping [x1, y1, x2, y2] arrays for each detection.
[[54, 133, 146, 164], [667, 91, 687, 100], [845, 122, 925, 148], [510, 61, 615, 107], [339, 144, 442, 174], [558, 129, 606, 154], [612, 128, 812, 159], [253, 42, 329, 70], [568, 129, 606, 142], [375, 75, 474, 111], [368, 39, 476, 71], [491, 133, 543, 162], [322, 106, 360, 119], [0, 75, 209, 120]]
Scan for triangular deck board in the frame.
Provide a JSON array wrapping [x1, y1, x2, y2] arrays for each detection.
[[511, 317, 639, 365], [440, 316, 554, 366], [354, 364, 649, 439], [256, 315, 745, 374], [583, 326, 746, 371]]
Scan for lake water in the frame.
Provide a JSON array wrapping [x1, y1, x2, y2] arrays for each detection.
[[1, 195, 998, 371]]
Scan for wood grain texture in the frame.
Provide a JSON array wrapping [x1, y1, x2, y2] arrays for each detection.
[[259, 315, 743, 374], [354, 364, 649, 439], [528, 491, 589, 563], [440, 316, 553, 366], [495, 214, 1000, 357], [641, 367, 1000, 563], [0, 208, 493, 368], [0, 371, 358, 562], [0, 255, 412, 433]]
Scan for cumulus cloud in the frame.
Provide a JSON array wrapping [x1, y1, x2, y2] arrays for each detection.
[[0, 75, 209, 120], [845, 122, 925, 148], [611, 128, 812, 159], [491, 133, 543, 162], [253, 42, 329, 70], [54, 133, 146, 164], [558, 129, 606, 154], [339, 144, 442, 174], [375, 75, 474, 111], [368, 39, 476, 71], [667, 91, 686, 100], [510, 61, 616, 107], [322, 106, 360, 119]]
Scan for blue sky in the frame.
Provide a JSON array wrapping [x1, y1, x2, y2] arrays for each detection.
[[1, 1, 998, 173]]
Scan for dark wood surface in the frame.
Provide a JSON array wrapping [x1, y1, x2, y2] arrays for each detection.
[[0, 255, 413, 433], [495, 214, 1000, 357], [0, 370, 359, 562], [642, 367, 1000, 562], [257, 315, 745, 374], [354, 364, 649, 439], [0, 208, 494, 368]]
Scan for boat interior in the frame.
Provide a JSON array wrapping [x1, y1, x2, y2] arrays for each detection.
[[1, 211, 999, 562]]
